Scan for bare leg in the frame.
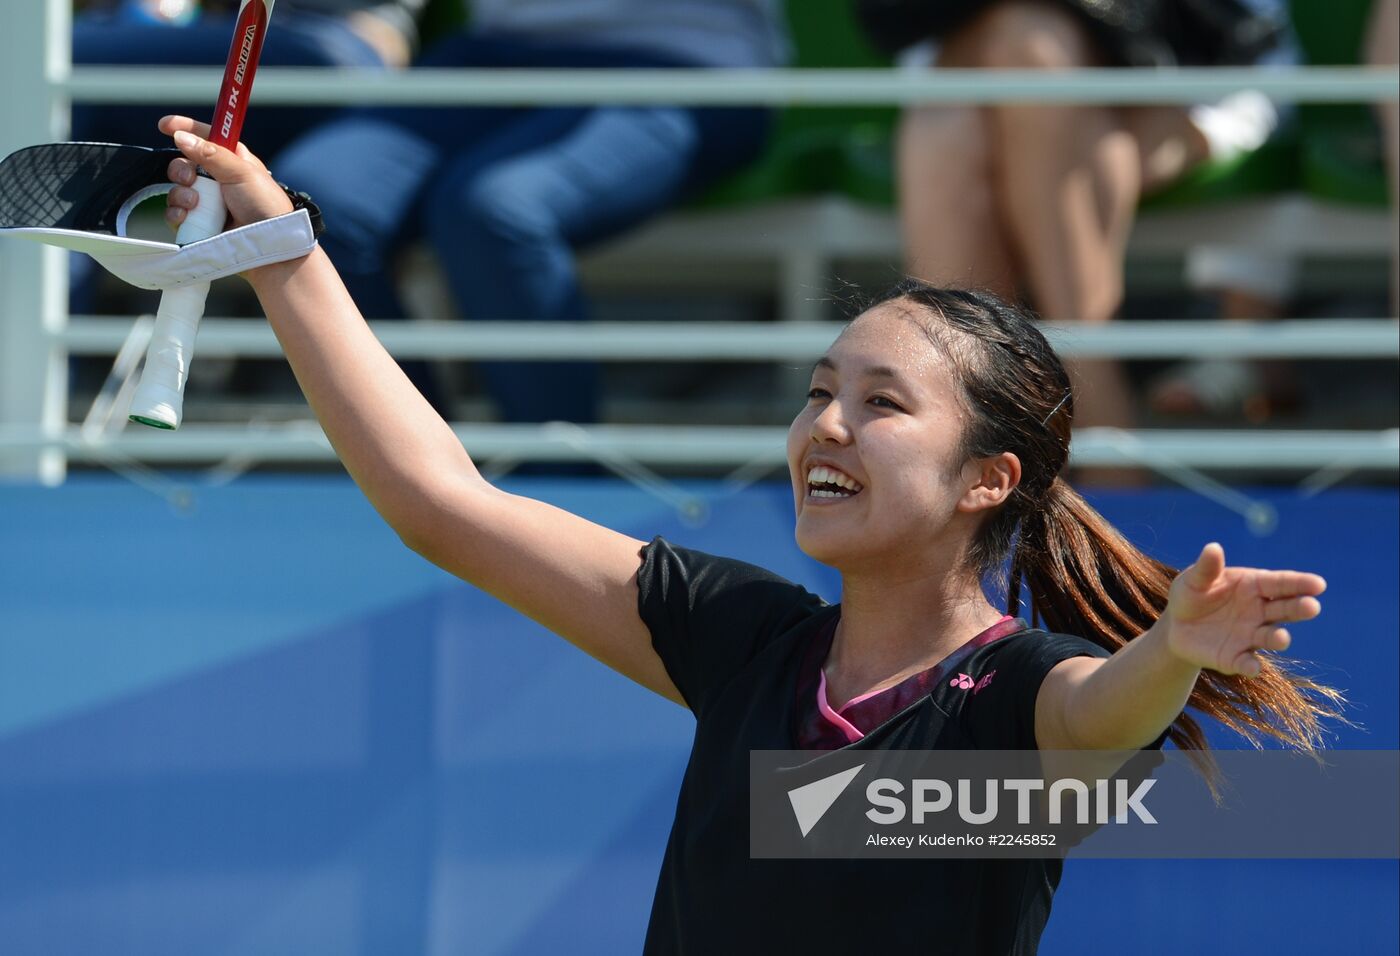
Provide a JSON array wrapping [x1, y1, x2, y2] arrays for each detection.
[[963, 4, 1139, 328], [1050, 103, 1202, 477], [940, 4, 1217, 484], [1124, 105, 1212, 195], [945, 2, 1139, 488], [897, 104, 1019, 298]]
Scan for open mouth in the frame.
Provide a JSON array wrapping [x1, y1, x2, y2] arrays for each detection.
[[806, 465, 864, 500]]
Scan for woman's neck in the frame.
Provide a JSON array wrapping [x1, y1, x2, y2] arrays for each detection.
[[823, 567, 1006, 710]]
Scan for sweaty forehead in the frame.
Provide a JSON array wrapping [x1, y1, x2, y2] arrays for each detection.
[[824, 305, 946, 381]]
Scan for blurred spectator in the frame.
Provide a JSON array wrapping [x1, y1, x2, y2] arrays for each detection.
[[1149, 0, 1304, 422], [858, 0, 1286, 460], [71, 0, 424, 156], [1149, 248, 1301, 422], [271, 1, 784, 427], [69, 0, 425, 316], [1367, 0, 1399, 312], [1153, 0, 1396, 420]]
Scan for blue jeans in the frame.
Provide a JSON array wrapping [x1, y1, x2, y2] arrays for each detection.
[[71, 11, 387, 155], [69, 11, 388, 315], [272, 34, 772, 423]]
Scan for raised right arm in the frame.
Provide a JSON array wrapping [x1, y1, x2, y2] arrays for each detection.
[[161, 117, 685, 706]]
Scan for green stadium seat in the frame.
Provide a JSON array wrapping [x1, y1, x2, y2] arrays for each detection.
[[699, 0, 1335, 214], [835, 121, 898, 206], [1140, 133, 1301, 210], [693, 0, 896, 208], [416, 0, 1388, 213], [1289, 0, 1388, 206], [394, 0, 1392, 328], [417, 0, 468, 50]]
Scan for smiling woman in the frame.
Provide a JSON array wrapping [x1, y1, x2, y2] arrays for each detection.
[[157, 118, 1346, 956], [787, 282, 1342, 753]]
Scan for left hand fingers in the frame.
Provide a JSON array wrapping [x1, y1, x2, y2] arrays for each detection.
[[1183, 542, 1226, 590], [1229, 626, 1290, 677], [1258, 570, 1327, 600], [1262, 594, 1322, 624], [1254, 624, 1291, 653], [1228, 649, 1265, 678]]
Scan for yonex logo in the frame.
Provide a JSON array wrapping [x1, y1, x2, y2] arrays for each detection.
[[949, 671, 996, 692], [786, 764, 865, 837]]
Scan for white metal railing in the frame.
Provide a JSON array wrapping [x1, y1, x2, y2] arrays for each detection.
[[3, 419, 1392, 532], [58, 65, 1400, 106], [3, 423, 1394, 471], [57, 317, 1400, 361], [2, 0, 1397, 486], [0, 0, 68, 484]]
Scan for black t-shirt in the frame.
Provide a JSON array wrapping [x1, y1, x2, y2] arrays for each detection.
[[636, 536, 1132, 956]]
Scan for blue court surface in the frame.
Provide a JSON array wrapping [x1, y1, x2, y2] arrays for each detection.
[[1, 476, 1396, 955]]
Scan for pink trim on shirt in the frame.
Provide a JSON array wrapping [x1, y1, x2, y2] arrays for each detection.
[[816, 669, 867, 744], [814, 615, 1015, 743], [831, 677, 891, 713]]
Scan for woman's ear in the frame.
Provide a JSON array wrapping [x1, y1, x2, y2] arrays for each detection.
[[957, 452, 1021, 513]]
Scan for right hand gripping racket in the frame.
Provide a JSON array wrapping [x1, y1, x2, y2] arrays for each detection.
[[127, 0, 276, 429]]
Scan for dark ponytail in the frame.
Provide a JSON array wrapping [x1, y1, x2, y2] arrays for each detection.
[[865, 279, 1346, 770], [1014, 476, 1174, 648], [1022, 478, 1345, 766]]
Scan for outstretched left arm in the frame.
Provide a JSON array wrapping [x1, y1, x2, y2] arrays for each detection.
[[1034, 543, 1326, 750]]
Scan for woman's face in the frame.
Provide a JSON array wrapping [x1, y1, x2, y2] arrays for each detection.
[[786, 303, 976, 573]]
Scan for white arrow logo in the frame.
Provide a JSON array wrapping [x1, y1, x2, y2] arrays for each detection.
[[786, 764, 865, 837]]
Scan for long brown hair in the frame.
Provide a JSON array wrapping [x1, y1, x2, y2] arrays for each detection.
[[867, 280, 1345, 770]]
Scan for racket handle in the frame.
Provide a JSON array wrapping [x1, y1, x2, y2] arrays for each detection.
[[128, 176, 226, 430]]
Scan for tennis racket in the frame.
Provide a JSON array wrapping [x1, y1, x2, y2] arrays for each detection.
[[128, 0, 276, 429]]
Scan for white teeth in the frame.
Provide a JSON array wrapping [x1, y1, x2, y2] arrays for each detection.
[[806, 464, 863, 493]]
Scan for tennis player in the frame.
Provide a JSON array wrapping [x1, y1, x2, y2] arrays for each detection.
[[160, 115, 1343, 955]]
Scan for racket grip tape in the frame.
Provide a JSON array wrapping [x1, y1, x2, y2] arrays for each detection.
[[128, 176, 227, 430]]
